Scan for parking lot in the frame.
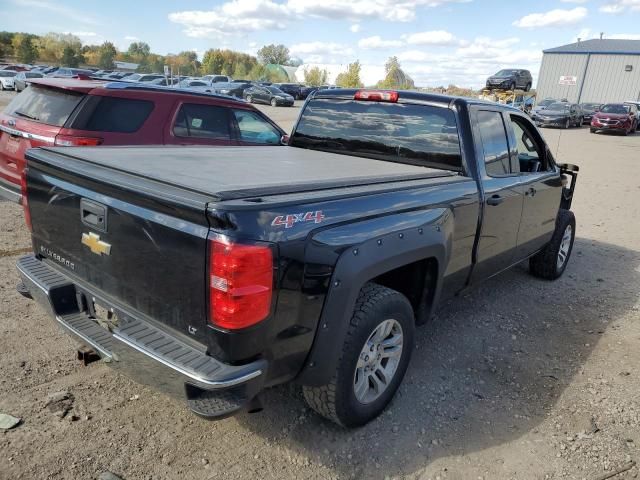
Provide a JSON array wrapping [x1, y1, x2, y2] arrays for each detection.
[[1, 87, 639, 480]]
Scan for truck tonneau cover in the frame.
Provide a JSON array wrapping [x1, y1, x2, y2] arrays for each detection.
[[33, 146, 455, 201]]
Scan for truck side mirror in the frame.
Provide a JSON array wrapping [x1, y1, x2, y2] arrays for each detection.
[[281, 135, 290, 146]]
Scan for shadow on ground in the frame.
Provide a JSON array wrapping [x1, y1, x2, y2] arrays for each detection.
[[237, 237, 640, 478]]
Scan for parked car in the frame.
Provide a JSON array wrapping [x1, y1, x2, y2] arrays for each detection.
[[47, 68, 94, 79], [177, 79, 211, 89], [203, 75, 232, 83], [148, 77, 179, 86], [16, 88, 579, 428], [299, 85, 319, 99], [273, 83, 302, 99], [14, 71, 44, 92], [0, 70, 17, 90], [0, 78, 285, 203], [590, 103, 638, 135], [126, 73, 165, 82], [210, 81, 253, 98], [530, 98, 557, 120], [579, 103, 601, 124], [1, 64, 29, 72], [244, 85, 295, 106], [486, 69, 533, 91], [534, 102, 583, 129]]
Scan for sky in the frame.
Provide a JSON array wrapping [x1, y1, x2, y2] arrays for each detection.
[[1, 0, 640, 87]]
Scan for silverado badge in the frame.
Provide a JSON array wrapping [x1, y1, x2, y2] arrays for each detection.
[[81, 232, 111, 256]]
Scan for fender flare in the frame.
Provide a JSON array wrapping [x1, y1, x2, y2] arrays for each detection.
[[296, 211, 450, 386]]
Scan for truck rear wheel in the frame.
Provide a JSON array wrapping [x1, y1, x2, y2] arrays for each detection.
[[302, 283, 415, 427], [529, 209, 575, 280]]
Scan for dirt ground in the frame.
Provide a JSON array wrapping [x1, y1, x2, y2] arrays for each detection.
[[1, 89, 639, 480]]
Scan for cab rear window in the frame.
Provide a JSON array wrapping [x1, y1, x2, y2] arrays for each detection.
[[291, 98, 462, 171], [4, 85, 84, 127]]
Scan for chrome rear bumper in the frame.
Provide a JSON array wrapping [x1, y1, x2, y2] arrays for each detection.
[[17, 255, 266, 418]]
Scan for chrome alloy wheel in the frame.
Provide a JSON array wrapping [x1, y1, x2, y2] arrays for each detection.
[[557, 224, 573, 270], [353, 319, 403, 404]]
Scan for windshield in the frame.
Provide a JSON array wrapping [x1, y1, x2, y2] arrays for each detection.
[[547, 102, 570, 112], [291, 98, 462, 171], [600, 104, 628, 114], [581, 103, 600, 111], [495, 69, 517, 76], [538, 99, 555, 107], [0, 71, 17, 77], [25, 72, 43, 78]]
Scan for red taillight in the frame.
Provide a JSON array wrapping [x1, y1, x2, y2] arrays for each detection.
[[209, 239, 273, 330], [20, 167, 32, 231], [354, 90, 399, 103], [54, 135, 103, 146]]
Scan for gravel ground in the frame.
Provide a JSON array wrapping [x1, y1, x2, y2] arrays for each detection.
[[1, 89, 639, 480]]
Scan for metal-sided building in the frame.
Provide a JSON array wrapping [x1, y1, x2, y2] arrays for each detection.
[[536, 39, 640, 104]]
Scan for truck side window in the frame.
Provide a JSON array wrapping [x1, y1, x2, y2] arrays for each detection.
[[173, 104, 231, 140], [477, 111, 511, 176], [508, 116, 545, 174]]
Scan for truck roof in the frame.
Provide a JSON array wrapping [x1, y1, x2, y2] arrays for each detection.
[[33, 145, 456, 201], [313, 88, 521, 112]]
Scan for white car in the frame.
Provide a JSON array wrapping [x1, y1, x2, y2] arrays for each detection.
[[0, 70, 17, 90]]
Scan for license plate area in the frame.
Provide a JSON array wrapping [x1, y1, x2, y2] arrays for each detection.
[[90, 299, 119, 332]]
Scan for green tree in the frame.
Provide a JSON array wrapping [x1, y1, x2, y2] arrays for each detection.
[[335, 61, 363, 88], [257, 44, 289, 65], [61, 46, 82, 67], [37, 32, 83, 64], [127, 41, 150, 59], [13, 34, 38, 64], [97, 41, 117, 69], [0, 31, 14, 58], [232, 62, 247, 79], [376, 56, 414, 90], [248, 63, 266, 81], [304, 66, 328, 87]]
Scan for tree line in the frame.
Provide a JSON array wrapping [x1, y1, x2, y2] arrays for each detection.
[[1, 32, 420, 89]]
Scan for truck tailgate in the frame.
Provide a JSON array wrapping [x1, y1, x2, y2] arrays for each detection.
[[24, 147, 212, 335]]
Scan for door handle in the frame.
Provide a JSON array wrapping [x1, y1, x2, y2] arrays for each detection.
[[486, 195, 504, 206], [525, 187, 537, 197]]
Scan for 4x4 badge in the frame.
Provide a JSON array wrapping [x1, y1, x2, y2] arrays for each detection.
[[272, 211, 325, 229], [81, 232, 111, 256]]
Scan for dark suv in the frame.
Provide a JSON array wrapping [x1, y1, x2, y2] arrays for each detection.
[[0, 79, 285, 203], [486, 69, 532, 91]]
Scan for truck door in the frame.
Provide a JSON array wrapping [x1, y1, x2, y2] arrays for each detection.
[[471, 108, 524, 281], [505, 113, 563, 259]]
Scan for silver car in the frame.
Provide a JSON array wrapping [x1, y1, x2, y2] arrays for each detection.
[[0, 70, 17, 90]]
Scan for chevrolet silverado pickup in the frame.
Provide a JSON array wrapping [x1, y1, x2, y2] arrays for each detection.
[[17, 89, 579, 427]]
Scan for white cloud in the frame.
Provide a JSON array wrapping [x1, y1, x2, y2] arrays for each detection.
[[290, 41, 354, 62], [168, 0, 291, 38], [560, 0, 587, 3], [600, 0, 640, 13], [350, 24, 361, 33], [124, 35, 139, 41], [513, 7, 588, 28], [169, 0, 471, 37], [397, 50, 432, 62], [73, 31, 97, 37], [358, 35, 404, 49], [404, 30, 458, 46]]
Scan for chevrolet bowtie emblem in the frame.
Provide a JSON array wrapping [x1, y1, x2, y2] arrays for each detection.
[[81, 232, 111, 256]]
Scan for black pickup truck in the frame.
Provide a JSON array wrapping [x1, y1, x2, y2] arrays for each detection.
[[17, 89, 579, 427]]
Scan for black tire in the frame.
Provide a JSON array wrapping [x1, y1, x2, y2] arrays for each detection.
[[590, 128, 597, 133], [525, 83, 531, 92], [564, 119, 570, 129], [270, 98, 277, 107], [529, 209, 575, 280], [303, 283, 415, 427]]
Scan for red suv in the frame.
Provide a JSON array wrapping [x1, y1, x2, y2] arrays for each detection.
[[0, 78, 285, 203], [590, 103, 638, 135]]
